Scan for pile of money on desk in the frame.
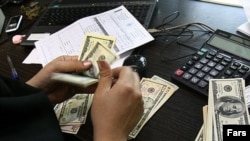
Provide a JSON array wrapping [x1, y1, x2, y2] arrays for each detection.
[[54, 75, 179, 138], [195, 78, 250, 141], [52, 33, 179, 138]]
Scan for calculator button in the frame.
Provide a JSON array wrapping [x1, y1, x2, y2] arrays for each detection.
[[192, 55, 200, 61], [181, 65, 189, 71], [200, 58, 209, 64], [224, 69, 234, 76], [204, 75, 213, 82], [182, 73, 192, 80], [174, 69, 184, 76], [207, 61, 216, 67], [190, 76, 200, 84], [196, 71, 205, 78], [215, 64, 224, 71], [194, 63, 203, 69], [186, 60, 195, 66], [238, 69, 246, 74], [200, 48, 208, 53], [220, 61, 229, 66], [215, 54, 223, 59], [230, 65, 237, 70], [241, 65, 249, 71], [208, 51, 216, 56], [202, 66, 211, 73], [188, 68, 198, 74], [223, 57, 232, 62], [213, 57, 220, 63], [209, 69, 219, 77], [233, 62, 241, 67], [198, 80, 208, 88], [197, 51, 204, 56], [205, 54, 213, 59]]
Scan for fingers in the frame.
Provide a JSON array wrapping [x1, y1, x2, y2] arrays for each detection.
[[94, 60, 113, 95], [112, 66, 141, 90], [48, 55, 92, 73]]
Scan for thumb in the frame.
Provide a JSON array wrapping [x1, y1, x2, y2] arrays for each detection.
[[94, 60, 112, 95]]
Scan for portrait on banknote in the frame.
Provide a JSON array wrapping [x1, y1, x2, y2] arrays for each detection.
[[214, 96, 246, 118], [142, 97, 155, 109]]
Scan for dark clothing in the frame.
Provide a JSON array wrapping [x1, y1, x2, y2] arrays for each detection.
[[0, 74, 64, 141]]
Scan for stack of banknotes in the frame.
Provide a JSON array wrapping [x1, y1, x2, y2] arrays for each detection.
[[51, 33, 119, 87], [51, 32, 179, 137], [54, 94, 93, 134], [195, 78, 250, 141], [53, 75, 179, 137]]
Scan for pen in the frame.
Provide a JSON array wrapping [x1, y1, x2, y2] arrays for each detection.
[[7, 55, 19, 79]]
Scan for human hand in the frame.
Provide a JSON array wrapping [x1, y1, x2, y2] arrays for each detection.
[[91, 60, 144, 141], [26, 55, 94, 104]]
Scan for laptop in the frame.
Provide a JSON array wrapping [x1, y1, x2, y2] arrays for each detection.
[[21, 0, 157, 46], [0, 8, 5, 36]]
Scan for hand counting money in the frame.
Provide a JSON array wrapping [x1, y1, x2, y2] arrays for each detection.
[[51, 33, 119, 87]]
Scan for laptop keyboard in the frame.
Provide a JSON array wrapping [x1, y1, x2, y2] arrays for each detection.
[[37, 5, 151, 27]]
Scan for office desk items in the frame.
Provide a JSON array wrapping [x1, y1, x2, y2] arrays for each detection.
[[200, 0, 242, 7], [33, 6, 154, 67], [54, 75, 179, 136], [6, 55, 19, 79], [1, 0, 248, 140], [172, 29, 250, 96], [123, 54, 147, 78], [0, 8, 5, 36], [237, 0, 250, 36], [21, 0, 157, 46], [195, 78, 250, 141]]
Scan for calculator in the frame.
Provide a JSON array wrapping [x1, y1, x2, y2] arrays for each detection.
[[172, 29, 250, 96]]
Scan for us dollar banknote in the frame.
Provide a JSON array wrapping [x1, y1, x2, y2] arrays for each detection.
[[51, 73, 98, 88], [208, 78, 250, 141], [78, 33, 116, 61], [54, 94, 93, 134], [129, 78, 171, 139], [82, 41, 119, 78]]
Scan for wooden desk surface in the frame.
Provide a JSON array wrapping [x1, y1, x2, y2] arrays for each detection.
[[0, 0, 248, 141]]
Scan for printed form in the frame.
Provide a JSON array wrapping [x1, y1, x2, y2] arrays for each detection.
[[33, 6, 154, 67]]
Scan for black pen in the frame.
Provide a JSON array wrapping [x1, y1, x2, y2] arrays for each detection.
[[7, 55, 19, 79]]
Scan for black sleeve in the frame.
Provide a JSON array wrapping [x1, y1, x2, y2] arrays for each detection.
[[0, 74, 64, 141]]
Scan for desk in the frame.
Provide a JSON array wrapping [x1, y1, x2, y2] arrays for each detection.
[[0, 0, 248, 141]]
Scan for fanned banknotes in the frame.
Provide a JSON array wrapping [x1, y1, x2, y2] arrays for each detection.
[[51, 33, 119, 87], [129, 75, 179, 139], [54, 75, 179, 136], [54, 94, 93, 134]]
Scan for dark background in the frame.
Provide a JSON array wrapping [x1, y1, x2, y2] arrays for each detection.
[[0, 0, 249, 140]]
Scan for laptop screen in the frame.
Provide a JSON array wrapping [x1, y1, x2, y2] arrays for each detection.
[[0, 9, 5, 36]]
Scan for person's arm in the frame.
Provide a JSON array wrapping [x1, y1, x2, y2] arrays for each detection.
[[0, 74, 64, 141]]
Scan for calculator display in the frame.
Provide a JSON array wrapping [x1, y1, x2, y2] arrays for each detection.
[[207, 35, 250, 61]]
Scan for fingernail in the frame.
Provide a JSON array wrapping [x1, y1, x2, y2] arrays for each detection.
[[83, 61, 91, 66], [97, 60, 104, 70]]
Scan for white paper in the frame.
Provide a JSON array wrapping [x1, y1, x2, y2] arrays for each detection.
[[22, 48, 41, 64], [27, 33, 50, 41], [33, 6, 154, 67], [239, 0, 250, 22], [237, 0, 250, 36]]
